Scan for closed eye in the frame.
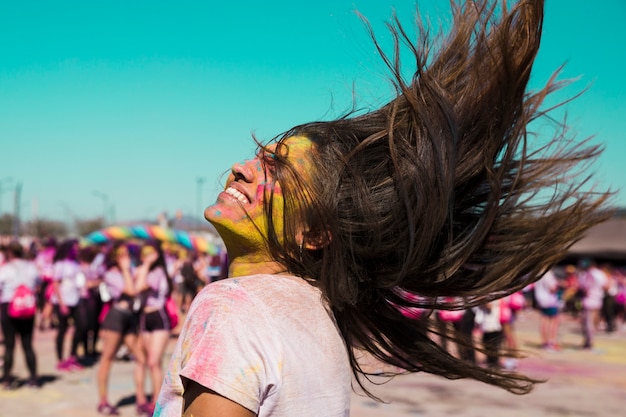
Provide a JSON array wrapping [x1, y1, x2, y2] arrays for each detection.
[[258, 148, 277, 171]]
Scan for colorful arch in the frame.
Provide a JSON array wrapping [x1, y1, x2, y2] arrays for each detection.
[[83, 225, 218, 255]]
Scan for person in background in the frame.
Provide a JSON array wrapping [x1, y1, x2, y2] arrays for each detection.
[[34, 237, 57, 331], [615, 269, 626, 328], [474, 300, 504, 369], [561, 265, 582, 316], [534, 269, 563, 351], [134, 241, 173, 415], [455, 308, 477, 365], [77, 246, 104, 361], [52, 239, 86, 371], [601, 265, 618, 333], [96, 242, 145, 415], [500, 292, 524, 370], [0, 241, 40, 388], [155, 1, 610, 415], [435, 297, 466, 356], [578, 260, 609, 349], [179, 251, 203, 314]]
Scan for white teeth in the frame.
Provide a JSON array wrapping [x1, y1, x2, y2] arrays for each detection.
[[225, 187, 249, 204]]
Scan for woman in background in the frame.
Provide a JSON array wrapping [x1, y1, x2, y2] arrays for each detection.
[[134, 241, 173, 415], [0, 241, 40, 388], [52, 239, 85, 371], [77, 246, 104, 361], [34, 237, 56, 331], [96, 242, 145, 415]]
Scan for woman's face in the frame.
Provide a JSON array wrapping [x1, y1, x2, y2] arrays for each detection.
[[204, 135, 315, 253], [141, 245, 157, 262], [116, 245, 129, 261]]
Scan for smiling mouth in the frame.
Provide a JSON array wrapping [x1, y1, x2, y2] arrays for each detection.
[[225, 187, 250, 204]]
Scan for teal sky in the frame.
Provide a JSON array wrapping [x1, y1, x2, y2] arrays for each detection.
[[2, 0, 625, 227]]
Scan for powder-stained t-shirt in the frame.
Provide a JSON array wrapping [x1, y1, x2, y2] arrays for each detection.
[[534, 270, 560, 309], [0, 259, 40, 303], [52, 260, 82, 307], [155, 274, 351, 417], [143, 266, 169, 310]]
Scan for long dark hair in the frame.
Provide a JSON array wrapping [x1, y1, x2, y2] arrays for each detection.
[[253, 0, 611, 396], [142, 240, 173, 295], [104, 241, 127, 271], [53, 239, 78, 263]]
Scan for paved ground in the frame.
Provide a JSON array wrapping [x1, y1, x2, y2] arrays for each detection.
[[1, 309, 625, 416]]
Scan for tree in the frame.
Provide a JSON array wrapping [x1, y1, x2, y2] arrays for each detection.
[[0, 214, 13, 235], [25, 218, 68, 238], [75, 218, 105, 237]]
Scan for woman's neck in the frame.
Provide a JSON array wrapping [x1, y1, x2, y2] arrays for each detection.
[[228, 257, 287, 278]]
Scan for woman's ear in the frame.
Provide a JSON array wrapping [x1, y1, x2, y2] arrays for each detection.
[[302, 230, 332, 251]]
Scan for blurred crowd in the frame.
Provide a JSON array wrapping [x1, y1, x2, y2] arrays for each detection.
[[0, 236, 225, 415], [417, 261, 626, 371], [1, 235, 625, 413], [529, 261, 626, 350]]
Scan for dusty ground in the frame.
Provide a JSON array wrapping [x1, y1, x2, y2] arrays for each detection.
[[1, 309, 625, 416]]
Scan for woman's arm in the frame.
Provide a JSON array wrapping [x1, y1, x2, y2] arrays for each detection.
[[134, 263, 150, 293], [134, 251, 159, 293], [52, 274, 68, 315], [118, 255, 136, 296], [182, 378, 255, 417]]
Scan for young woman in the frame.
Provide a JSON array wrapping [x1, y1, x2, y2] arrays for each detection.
[[534, 269, 563, 350], [134, 241, 173, 415], [77, 246, 104, 360], [156, 1, 611, 415], [33, 237, 56, 331], [0, 241, 40, 388], [51, 239, 86, 371], [96, 242, 146, 415]]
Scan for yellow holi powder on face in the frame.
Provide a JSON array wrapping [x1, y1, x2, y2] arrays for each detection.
[[204, 136, 315, 276], [141, 246, 157, 257]]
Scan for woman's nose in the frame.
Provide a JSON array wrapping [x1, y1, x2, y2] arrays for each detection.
[[231, 159, 256, 181]]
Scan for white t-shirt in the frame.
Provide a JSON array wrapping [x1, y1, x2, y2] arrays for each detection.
[[155, 274, 351, 416], [534, 270, 560, 309], [52, 260, 82, 307], [0, 259, 40, 303], [580, 267, 608, 310], [474, 301, 502, 333]]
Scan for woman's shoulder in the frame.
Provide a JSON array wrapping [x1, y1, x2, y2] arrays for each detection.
[[193, 275, 267, 301], [54, 259, 79, 272], [148, 265, 168, 279], [104, 267, 122, 279], [17, 259, 38, 272], [0, 262, 15, 279], [199, 274, 315, 298], [192, 274, 299, 301], [190, 274, 323, 323]]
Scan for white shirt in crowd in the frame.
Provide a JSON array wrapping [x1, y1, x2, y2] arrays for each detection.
[[0, 259, 40, 304], [534, 269, 560, 309], [52, 260, 82, 307]]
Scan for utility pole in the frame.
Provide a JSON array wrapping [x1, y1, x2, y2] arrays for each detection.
[[12, 181, 22, 238], [0, 176, 14, 215], [93, 190, 109, 226], [196, 177, 206, 228]]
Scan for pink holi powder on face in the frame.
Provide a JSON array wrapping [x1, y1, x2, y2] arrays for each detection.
[[256, 184, 265, 200]]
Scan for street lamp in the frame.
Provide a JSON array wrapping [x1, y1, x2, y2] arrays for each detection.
[[93, 190, 109, 226]]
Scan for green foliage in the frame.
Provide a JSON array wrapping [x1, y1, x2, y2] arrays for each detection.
[[74, 218, 105, 237], [25, 218, 68, 238], [0, 214, 13, 235]]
